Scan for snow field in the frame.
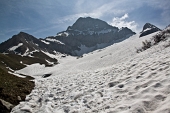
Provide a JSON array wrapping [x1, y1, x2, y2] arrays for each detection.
[[8, 43, 23, 51], [11, 33, 170, 113]]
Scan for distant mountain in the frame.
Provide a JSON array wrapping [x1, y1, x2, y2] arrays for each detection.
[[53, 17, 136, 55], [0, 32, 58, 66], [0, 17, 136, 56], [0, 32, 45, 55], [139, 23, 161, 37]]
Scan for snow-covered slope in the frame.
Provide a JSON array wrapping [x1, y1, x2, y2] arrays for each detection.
[[11, 32, 170, 113]]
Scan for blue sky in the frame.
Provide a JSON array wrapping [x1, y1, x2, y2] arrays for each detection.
[[0, 0, 170, 43]]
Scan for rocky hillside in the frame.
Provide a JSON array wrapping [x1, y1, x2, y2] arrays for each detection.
[[139, 23, 161, 37], [0, 66, 34, 113], [0, 53, 37, 113]]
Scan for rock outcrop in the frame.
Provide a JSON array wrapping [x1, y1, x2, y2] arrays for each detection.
[[140, 23, 161, 37]]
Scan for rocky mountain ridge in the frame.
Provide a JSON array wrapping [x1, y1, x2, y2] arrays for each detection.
[[140, 23, 161, 37], [0, 17, 136, 56]]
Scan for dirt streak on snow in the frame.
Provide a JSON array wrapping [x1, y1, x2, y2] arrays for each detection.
[[12, 33, 170, 113]]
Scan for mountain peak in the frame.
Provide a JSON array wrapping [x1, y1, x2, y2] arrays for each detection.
[[143, 23, 158, 31], [69, 17, 116, 31], [140, 23, 161, 37], [11, 32, 36, 43], [17, 31, 30, 36], [18, 31, 27, 34]]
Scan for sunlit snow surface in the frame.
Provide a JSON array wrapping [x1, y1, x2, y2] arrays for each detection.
[[46, 38, 65, 45], [8, 43, 23, 51], [41, 40, 50, 44], [12, 32, 170, 113]]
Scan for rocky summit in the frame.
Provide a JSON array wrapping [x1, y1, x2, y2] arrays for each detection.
[[139, 23, 161, 37]]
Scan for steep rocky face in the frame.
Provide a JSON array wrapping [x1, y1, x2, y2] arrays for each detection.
[[0, 17, 136, 56], [55, 17, 136, 55], [140, 23, 161, 37], [69, 17, 115, 31]]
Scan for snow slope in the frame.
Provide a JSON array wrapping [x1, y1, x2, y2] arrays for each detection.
[[8, 43, 23, 51], [12, 32, 170, 113]]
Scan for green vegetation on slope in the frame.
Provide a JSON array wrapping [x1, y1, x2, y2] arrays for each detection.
[[0, 53, 25, 71], [0, 68, 34, 105], [0, 52, 58, 112], [0, 52, 58, 71]]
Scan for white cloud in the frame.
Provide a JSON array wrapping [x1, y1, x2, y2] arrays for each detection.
[[54, 1, 131, 25], [110, 13, 138, 32], [120, 13, 128, 20]]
